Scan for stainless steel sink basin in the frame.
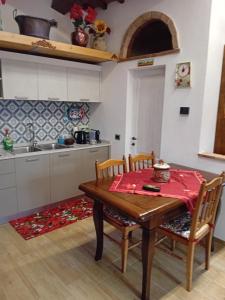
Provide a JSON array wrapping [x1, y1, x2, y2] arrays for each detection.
[[37, 143, 67, 150], [12, 146, 42, 155]]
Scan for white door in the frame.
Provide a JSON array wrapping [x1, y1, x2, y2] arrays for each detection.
[[127, 67, 165, 158]]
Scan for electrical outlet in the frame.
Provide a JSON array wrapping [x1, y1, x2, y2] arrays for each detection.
[[115, 134, 120, 140]]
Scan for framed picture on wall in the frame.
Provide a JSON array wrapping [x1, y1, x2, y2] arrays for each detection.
[[175, 62, 191, 88]]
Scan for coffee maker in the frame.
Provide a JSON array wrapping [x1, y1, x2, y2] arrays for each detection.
[[88, 129, 101, 144], [90, 129, 101, 143]]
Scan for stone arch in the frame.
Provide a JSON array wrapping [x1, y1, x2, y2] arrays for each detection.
[[120, 11, 179, 59]]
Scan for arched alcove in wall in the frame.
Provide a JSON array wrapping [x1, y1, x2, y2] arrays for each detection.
[[120, 11, 179, 59]]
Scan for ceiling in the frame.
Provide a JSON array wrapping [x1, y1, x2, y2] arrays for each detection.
[[51, 0, 125, 14]]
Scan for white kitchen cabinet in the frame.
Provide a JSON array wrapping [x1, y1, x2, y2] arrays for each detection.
[[15, 154, 50, 211], [50, 150, 83, 202], [1, 59, 38, 100], [0, 188, 17, 217], [68, 68, 101, 102], [38, 64, 67, 101], [0, 145, 110, 220], [0, 52, 102, 102], [0, 158, 15, 175], [0, 159, 17, 217], [82, 146, 109, 182]]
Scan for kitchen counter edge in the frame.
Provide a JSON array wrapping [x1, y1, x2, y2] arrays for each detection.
[[0, 141, 111, 160]]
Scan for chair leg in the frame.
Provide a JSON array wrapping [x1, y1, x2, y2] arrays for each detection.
[[121, 232, 129, 273], [211, 235, 215, 252], [128, 231, 133, 241], [205, 231, 213, 270], [171, 240, 176, 251], [186, 243, 196, 291]]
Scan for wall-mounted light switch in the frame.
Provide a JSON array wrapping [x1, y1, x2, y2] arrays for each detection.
[[180, 107, 190, 115], [115, 134, 120, 140]]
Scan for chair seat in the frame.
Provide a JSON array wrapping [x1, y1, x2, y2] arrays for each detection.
[[104, 206, 137, 227], [160, 211, 191, 239]]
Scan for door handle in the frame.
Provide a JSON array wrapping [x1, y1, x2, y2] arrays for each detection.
[[80, 98, 90, 102], [48, 97, 60, 101], [14, 96, 28, 100], [131, 137, 137, 140], [58, 153, 70, 158], [25, 158, 40, 162]]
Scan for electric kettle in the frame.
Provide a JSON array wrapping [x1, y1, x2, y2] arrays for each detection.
[[74, 131, 87, 144]]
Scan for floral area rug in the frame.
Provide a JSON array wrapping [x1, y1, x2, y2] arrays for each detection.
[[9, 197, 93, 240]]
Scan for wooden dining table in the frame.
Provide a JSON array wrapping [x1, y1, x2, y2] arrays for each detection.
[[79, 163, 217, 300]]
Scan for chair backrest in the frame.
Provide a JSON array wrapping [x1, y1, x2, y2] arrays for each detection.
[[129, 151, 155, 172], [189, 173, 225, 240], [95, 156, 127, 181]]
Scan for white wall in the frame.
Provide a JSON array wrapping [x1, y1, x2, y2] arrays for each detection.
[[95, 0, 225, 240], [96, 0, 212, 163], [200, 0, 225, 153]]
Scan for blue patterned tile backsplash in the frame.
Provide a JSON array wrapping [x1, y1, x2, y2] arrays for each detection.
[[0, 100, 90, 144]]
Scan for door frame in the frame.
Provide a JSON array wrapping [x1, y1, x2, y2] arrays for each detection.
[[125, 64, 166, 157]]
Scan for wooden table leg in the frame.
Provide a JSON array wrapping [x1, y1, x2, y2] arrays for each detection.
[[93, 200, 104, 261], [141, 227, 156, 300]]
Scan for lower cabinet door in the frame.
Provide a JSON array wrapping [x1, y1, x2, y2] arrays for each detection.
[[15, 155, 50, 211], [50, 150, 82, 202], [0, 187, 17, 217], [82, 146, 109, 182]]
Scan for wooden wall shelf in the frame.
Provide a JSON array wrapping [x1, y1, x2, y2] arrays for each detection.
[[0, 31, 118, 64]]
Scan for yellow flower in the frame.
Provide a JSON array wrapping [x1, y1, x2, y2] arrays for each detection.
[[94, 19, 108, 34]]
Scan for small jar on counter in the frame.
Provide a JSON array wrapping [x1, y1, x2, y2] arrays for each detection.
[[57, 135, 64, 145]]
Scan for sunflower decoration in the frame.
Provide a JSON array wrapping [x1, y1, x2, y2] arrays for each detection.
[[89, 19, 111, 37], [94, 19, 111, 36]]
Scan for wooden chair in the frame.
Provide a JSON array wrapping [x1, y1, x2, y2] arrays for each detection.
[[128, 151, 155, 172], [211, 175, 225, 251], [95, 157, 141, 273], [156, 173, 224, 291]]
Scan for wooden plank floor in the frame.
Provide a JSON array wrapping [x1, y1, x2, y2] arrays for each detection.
[[0, 217, 225, 300]]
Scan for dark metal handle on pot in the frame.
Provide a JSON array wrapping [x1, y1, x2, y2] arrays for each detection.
[[49, 19, 57, 27], [13, 9, 17, 19]]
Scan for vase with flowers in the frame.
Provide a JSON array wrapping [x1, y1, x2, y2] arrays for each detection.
[[90, 19, 111, 51], [70, 4, 96, 47], [0, 0, 6, 31]]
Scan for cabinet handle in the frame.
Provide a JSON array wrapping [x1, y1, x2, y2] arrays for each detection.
[[58, 153, 70, 158], [25, 158, 40, 162], [14, 96, 28, 100], [80, 98, 90, 102], [89, 149, 98, 153], [48, 97, 60, 101]]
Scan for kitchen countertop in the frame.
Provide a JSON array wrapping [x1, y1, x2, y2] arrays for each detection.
[[0, 141, 111, 160]]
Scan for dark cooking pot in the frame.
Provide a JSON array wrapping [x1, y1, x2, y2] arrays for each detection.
[[13, 9, 57, 39]]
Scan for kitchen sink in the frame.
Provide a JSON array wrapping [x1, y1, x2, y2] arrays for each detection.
[[37, 143, 67, 150], [12, 146, 42, 155], [11, 143, 69, 155]]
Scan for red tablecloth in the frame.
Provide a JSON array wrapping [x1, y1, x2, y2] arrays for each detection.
[[109, 168, 205, 212]]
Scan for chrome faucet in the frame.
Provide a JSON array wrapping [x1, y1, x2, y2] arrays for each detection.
[[26, 122, 37, 147]]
